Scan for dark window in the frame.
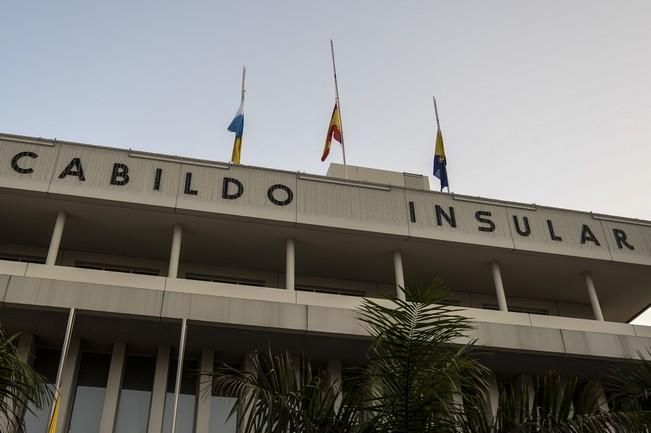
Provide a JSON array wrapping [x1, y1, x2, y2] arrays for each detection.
[[67, 352, 112, 433], [185, 272, 265, 287], [296, 284, 366, 297], [25, 349, 59, 433], [115, 356, 156, 433], [75, 261, 160, 276], [0, 253, 46, 264], [162, 359, 198, 433], [481, 303, 549, 315]]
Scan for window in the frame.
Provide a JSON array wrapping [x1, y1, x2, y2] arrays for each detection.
[[67, 352, 112, 433], [162, 359, 198, 433], [24, 349, 59, 433], [75, 260, 160, 276], [296, 284, 366, 297], [482, 303, 549, 315], [114, 356, 156, 433], [0, 252, 46, 264], [185, 272, 265, 287]]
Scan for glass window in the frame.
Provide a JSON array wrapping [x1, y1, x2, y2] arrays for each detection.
[[209, 361, 237, 433], [114, 356, 156, 433], [25, 349, 59, 433], [209, 395, 237, 433], [67, 352, 111, 433], [162, 359, 197, 433]]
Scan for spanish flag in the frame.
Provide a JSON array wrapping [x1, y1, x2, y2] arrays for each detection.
[[228, 101, 244, 164], [433, 128, 448, 191], [321, 102, 343, 161]]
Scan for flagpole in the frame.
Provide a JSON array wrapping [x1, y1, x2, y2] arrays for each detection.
[[46, 307, 76, 433], [432, 96, 450, 193], [170, 318, 188, 433], [240, 65, 246, 104], [330, 39, 347, 179]]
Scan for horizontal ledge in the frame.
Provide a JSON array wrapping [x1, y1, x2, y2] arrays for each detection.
[[129, 151, 230, 169], [298, 175, 391, 191], [592, 213, 651, 227], [453, 194, 537, 210], [0, 135, 55, 147]]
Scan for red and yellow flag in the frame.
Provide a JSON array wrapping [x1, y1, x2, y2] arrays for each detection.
[[321, 102, 343, 161]]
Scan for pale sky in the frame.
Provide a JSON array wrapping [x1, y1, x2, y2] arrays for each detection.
[[2, 1, 651, 321]]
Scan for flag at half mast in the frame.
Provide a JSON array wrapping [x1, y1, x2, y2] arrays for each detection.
[[321, 102, 343, 161], [228, 102, 244, 164], [432, 97, 449, 191], [228, 66, 246, 164], [433, 127, 448, 191]]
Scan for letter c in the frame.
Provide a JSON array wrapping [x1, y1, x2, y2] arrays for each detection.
[[11, 151, 38, 174]]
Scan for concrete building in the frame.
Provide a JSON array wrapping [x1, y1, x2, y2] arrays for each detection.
[[1, 131, 651, 433]]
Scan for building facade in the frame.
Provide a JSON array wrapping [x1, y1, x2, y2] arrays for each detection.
[[1, 131, 651, 433]]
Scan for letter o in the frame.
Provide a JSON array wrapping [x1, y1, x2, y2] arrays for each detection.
[[267, 184, 294, 206]]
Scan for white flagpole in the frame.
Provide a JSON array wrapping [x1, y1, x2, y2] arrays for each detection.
[[170, 318, 188, 433], [46, 307, 76, 433], [330, 40, 348, 179], [241, 66, 246, 104], [433, 96, 450, 193]]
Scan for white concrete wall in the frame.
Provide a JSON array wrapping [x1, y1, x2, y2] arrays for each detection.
[[2, 260, 651, 361], [2, 135, 651, 267]]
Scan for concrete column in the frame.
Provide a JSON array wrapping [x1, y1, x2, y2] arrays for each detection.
[[5, 334, 36, 433], [195, 348, 215, 433], [393, 250, 406, 301], [16, 332, 35, 364], [99, 342, 127, 433], [327, 360, 342, 410], [595, 381, 609, 411], [286, 238, 295, 291], [484, 372, 499, 421], [491, 262, 508, 312], [56, 338, 82, 433], [148, 345, 171, 433], [46, 211, 66, 265], [168, 225, 183, 278], [584, 272, 604, 321], [239, 354, 255, 433]]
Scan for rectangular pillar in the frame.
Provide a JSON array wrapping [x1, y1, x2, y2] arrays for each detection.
[[99, 342, 127, 433], [46, 211, 66, 265], [168, 225, 183, 278], [327, 360, 342, 410], [393, 250, 405, 301], [5, 334, 36, 433], [148, 345, 171, 433], [286, 238, 295, 291], [584, 272, 604, 321], [195, 348, 215, 433], [491, 262, 508, 312]]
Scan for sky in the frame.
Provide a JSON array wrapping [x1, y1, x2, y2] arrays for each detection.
[[2, 1, 651, 321]]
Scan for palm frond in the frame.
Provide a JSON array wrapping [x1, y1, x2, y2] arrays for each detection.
[[0, 328, 52, 433], [357, 279, 489, 433], [210, 350, 372, 433]]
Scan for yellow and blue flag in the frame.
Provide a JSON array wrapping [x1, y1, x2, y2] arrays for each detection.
[[433, 128, 448, 191], [228, 101, 244, 164]]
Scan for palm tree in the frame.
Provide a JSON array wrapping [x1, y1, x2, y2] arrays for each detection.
[[210, 279, 489, 433], [0, 327, 52, 433], [209, 279, 651, 433], [213, 350, 372, 433], [357, 279, 489, 433], [464, 369, 651, 433]]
